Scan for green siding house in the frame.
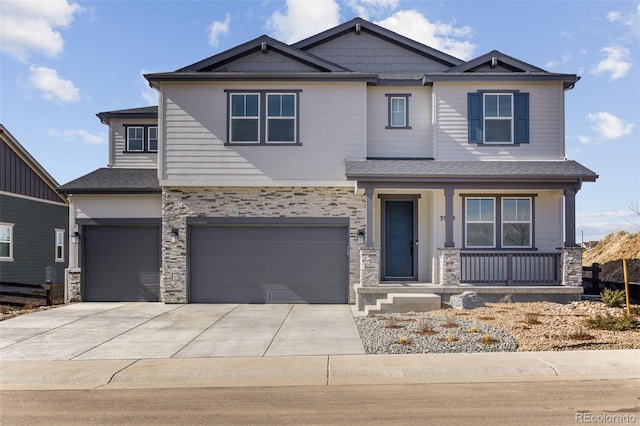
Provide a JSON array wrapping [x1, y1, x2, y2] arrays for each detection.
[[0, 125, 69, 287]]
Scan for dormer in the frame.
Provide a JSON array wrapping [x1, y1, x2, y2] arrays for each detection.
[[97, 106, 158, 169]]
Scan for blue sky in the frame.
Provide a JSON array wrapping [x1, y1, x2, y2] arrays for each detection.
[[1, 0, 638, 241]]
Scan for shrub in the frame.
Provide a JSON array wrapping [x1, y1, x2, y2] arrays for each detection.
[[601, 288, 626, 308], [384, 316, 404, 329], [568, 328, 595, 341], [395, 336, 413, 345], [478, 334, 500, 344], [523, 313, 542, 325], [584, 314, 637, 331], [415, 319, 438, 335], [441, 322, 459, 329]]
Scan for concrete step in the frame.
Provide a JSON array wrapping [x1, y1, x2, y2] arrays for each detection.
[[364, 293, 441, 315]]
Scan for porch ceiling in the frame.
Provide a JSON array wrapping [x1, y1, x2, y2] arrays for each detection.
[[345, 160, 598, 187]]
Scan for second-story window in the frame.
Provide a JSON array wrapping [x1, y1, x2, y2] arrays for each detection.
[[484, 93, 512, 143], [468, 91, 529, 144], [125, 125, 158, 152], [227, 90, 301, 145], [385, 94, 411, 129]]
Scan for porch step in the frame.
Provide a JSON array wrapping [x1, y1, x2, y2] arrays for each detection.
[[364, 293, 441, 315]]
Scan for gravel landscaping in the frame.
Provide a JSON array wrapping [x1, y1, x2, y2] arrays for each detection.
[[356, 300, 640, 354]]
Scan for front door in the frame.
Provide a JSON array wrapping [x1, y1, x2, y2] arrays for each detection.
[[383, 200, 416, 279]]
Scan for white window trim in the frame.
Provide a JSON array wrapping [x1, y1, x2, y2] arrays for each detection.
[[483, 93, 513, 144], [0, 222, 14, 261], [390, 96, 407, 127], [126, 126, 145, 152], [230, 93, 261, 144], [266, 93, 297, 143], [501, 197, 532, 248], [465, 197, 496, 248], [55, 228, 65, 262], [148, 126, 158, 152]]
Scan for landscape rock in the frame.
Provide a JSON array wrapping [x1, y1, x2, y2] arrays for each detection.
[[450, 291, 485, 310]]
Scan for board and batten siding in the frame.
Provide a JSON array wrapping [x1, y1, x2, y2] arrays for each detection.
[[110, 118, 158, 168], [304, 31, 452, 73], [160, 81, 367, 186], [210, 50, 321, 73], [433, 82, 565, 160], [0, 194, 68, 284], [366, 86, 433, 158]]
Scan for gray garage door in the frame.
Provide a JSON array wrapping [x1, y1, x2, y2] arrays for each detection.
[[84, 226, 160, 302], [189, 221, 349, 303]]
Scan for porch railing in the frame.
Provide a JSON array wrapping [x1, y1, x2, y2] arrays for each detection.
[[460, 251, 561, 286]]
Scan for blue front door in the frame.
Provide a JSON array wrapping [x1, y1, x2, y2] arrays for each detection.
[[384, 201, 415, 279]]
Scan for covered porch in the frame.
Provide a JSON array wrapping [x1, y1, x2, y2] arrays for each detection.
[[345, 159, 598, 312]]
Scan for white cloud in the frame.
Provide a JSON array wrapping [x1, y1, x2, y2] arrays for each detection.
[[578, 135, 591, 144], [545, 53, 571, 69], [208, 13, 231, 47], [587, 112, 634, 140], [606, 11, 621, 23], [48, 128, 104, 144], [375, 10, 475, 60], [29, 66, 80, 103], [590, 46, 632, 80], [0, 0, 81, 62], [267, 0, 341, 44], [348, 0, 398, 20], [139, 69, 157, 105]]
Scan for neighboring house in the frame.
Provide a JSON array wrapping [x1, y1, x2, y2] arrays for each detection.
[[0, 124, 69, 290], [59, 18, 597, 308]]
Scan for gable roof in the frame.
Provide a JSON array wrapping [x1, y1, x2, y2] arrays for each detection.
[[177, 35, 350, 73], [446, 50, 546, 73], [293, 17, 464, 68], [97, 106, 158, 124], [0, 124, 67, 204], [58, 168, 160, 194]]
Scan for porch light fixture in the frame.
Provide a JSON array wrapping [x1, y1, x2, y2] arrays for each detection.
[[171, 228, 179, 243], [357, 229, 366, 245], [70, 231, 80, 244]]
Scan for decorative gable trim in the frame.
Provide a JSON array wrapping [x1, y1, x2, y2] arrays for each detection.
[[176, 35, 350, 73], [293, 17, 463, 68]]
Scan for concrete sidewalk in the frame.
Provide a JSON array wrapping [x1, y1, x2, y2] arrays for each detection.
[[1, 350, 638, 390]]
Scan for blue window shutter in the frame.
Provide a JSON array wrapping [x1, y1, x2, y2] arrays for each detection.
[[468, 93, 483, 143], [514, 92, 529, 143]]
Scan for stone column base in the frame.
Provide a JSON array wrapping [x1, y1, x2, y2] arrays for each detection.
[[561, 246, 583, 287], [438, 248, 460, 286], [360, 248, 380, 287], [66, 267, 81, 302]]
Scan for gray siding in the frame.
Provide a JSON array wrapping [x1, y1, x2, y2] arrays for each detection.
[[367, 86, 433, 158], [110, 118, 158, 168], [305, 31, 451, 73], [0, 194, 68, 284], [1, 140, 61, 202], [434, 82, 565, 160], [211, 50, 321, 72], [161, 81, 366, 186]]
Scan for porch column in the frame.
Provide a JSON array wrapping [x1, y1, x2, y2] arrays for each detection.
[[364, 186, 374, 248], [444, 187, 455, 247], [564, 187, 578, 247], [561, 247, 583, 287]]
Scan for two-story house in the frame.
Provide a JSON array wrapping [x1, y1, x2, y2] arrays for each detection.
[[59, 18, 597, 310]]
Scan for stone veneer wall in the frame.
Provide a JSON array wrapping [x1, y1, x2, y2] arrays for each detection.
[[561, 246, 583, 287], [162, 186, 365, 303], [438, 248, 460, 286]]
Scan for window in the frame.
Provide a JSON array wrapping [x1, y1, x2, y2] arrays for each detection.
[[465, 198, 495, 248], [0, 223, 13, 261], [148, 127, 158, 152], [267, 94, 296, 142], [484, 94, 512, 143], [230, 93, 260, 143], [464, 196, 534, 249], [125, 125, 158, 152], [227, 90, 300, 145], [127, 127, 144, 151], [502, 198, 531, 247], [468, 91, 529, 144], [55, 229, 65, 262], [385, 94, 411, 129]]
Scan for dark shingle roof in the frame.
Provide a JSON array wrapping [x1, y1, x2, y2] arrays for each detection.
[[96, 106, 158, 124], [58, 168, 160, 194], [345, 160, 598, 182]]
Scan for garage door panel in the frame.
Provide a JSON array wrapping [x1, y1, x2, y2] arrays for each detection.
[[84, 226, 160, 302], [190, 224, 348, 303]]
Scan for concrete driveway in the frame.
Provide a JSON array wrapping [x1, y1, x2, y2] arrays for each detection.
[[0, 303, 365, 360]]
